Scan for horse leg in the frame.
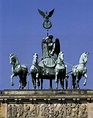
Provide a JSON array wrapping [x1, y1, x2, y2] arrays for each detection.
[[55, 70, 58, 82], [18, 75, 21, 89], [77, 73, 82, 89], [22, 76, 27, 89], [32, 77, 36, 89], [72, 74, 76, 89], [33, 78, 36, 89], [83, 73, 88, 86], [11, 74, 15, 86], [55, 70, 58, 89], [41, 78, 43, 89], [36, 73, 40, 88], [19, 73, 26, 89], [77, 77, 81, 89], [50, 79, 52, 89], [65, 76, 68, 89], [65, 65, 68, 89], [60, 78, 64, 89], [61, 70, 67, 89], [56, 79, 58, 89], [55, 75, 58, 89], [31, 73, 36, 89], [77, 78, 79, 89], [19, 82, 22, 89]]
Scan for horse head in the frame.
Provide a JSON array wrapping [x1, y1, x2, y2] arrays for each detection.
[[57, 51, 64, 64], [9, 53, 20, 66], [32, 53, 38, 65], [30, 53, 39, 74], [79, 52, 89, 64]]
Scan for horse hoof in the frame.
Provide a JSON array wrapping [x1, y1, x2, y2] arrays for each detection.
[[33, 86, 36, 89], [37, 82, 40, 87], [32, 87, 36, 90], [77, 87, 80, 89], [83, 82, 86, 86], [56, 87, 58, 89], [11, 83, 14, 86], [21, 86, 25, 89], [67, 87, 70, 89], [49, 87, 53, 90], [19, 86, 21, 89]]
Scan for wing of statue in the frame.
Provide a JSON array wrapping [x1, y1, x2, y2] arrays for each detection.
[[48, 9, 55, 17], [38, 9, 45, 18], [55, 38, 60, 56]]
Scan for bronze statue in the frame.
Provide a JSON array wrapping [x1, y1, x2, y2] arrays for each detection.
[[55, 52, 68, 89], [42, 35, 54, 58], [42, 35, 60, 59], [38, 9, 54, 36], [38, 9, 54, 29], [9, 53, 28, 89], [42, 37, 49, 58], [30, 53, 40, 89], [71, 52, 89, 89]]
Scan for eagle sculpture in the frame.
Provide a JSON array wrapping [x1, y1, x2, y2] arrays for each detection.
[[38, 9, 55, 19]]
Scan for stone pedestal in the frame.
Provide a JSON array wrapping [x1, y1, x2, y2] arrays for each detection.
[[0, 89, 93, 118]]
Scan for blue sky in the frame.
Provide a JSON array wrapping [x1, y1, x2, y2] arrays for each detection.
[[0, 0, 93, 90]]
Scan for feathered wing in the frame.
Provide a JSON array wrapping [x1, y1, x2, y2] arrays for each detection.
[[48, 9, 55, 17], [38, 9, 45, 18], [55, 38, 60, 56]]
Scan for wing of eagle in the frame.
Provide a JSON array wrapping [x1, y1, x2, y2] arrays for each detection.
[[38, 9, 45, 18], [48, 9, 55, 17]]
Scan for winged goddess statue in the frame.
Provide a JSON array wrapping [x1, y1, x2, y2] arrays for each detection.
[[38, 9, 55, 30]]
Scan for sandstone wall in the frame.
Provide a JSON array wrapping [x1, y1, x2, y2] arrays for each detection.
[[0, 89, 93, 118]]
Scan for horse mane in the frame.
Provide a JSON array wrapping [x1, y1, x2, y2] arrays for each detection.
[[15, 56, 20, 65]]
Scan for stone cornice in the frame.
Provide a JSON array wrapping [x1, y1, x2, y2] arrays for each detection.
[[0, 89, 93, 103]]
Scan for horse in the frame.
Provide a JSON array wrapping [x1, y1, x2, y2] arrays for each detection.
[[71, 52, 89, 89], [9, 53, 28, 89], [55, 52, 68, 89], [30, 53, 40, 89], [30, 53, 56, 89]]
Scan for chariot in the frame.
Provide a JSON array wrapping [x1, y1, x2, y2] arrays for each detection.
[[30, 36, 68, 89]]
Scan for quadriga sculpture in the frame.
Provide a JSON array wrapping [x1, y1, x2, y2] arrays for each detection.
[[9, 53, 28, 89], [71, 52, 89, 89]]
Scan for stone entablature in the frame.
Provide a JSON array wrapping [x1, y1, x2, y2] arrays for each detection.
[[0, 89, 93, 118], [0, 89, 93, 100]]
